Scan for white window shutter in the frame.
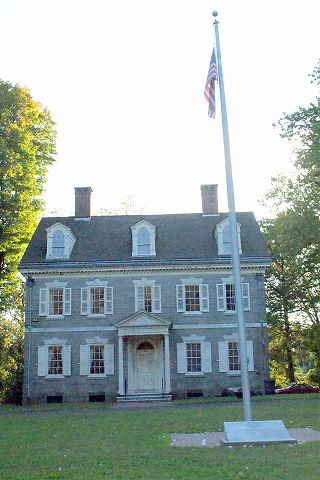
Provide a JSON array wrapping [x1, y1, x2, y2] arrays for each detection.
[[81, 287, 89, 315], [176, 343, 187, 373], [105, 287, 113, 314], [153, 286, 161, 313], [136, 286, 144, 311], [216, 284, 225, 311], [38, 346, 48, 376], [242, 283, 250, 311], [201, 341, 212, 373], [39, 289, 48, 316], [201, 284, 209, 312], [105, 344, 114, 375], [80, 344, 89, 375], [246, 341, 254, 371], [218, 341, 229, 372], [64, 288, 72, 315], [63, 345, 71, 376], [176, 285, 185, 312]]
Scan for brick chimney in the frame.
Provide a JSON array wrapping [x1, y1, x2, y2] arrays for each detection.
[[74, 187, 92, 218], [200, 184, 219, 215]]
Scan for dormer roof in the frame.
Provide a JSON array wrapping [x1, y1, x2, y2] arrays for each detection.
[[19, 212, 270, 269]]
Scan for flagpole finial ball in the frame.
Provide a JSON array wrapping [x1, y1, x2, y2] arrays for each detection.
[[212, 10, 218, 17]]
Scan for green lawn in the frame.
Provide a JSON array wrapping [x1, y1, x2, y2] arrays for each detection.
[[0, 398, 319, 480]]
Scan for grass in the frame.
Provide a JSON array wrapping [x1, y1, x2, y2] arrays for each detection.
[[0, 397, 319, 480]]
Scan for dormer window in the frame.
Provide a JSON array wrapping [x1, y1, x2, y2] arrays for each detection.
[[137, 227, 151, 255], [215, 218, 242, 255], [46, 223, 76, 259], [131, 220, 156, 257], [52, 230, 65, 257]]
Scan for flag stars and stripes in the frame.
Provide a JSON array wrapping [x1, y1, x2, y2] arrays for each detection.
[[204, 48, 218, 118]]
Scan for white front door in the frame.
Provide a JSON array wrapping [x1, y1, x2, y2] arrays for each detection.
[[130, 339, 162, 393], [136, 347, 156, 390]]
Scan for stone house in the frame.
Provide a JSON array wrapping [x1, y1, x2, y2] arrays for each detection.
[[19, 185, 271, 403]]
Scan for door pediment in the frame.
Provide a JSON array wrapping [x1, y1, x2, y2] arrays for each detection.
[[116, 310, 171, 335]]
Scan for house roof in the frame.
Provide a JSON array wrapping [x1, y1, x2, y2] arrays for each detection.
[[19, 212, 270, 270]]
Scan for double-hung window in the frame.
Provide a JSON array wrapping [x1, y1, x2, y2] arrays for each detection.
[[216, 282, 250, 313], [39, 283, 71, 317], [186, 343, 202, 372], [228, 342, 240, 371], [176, 279, 209, 313], [81, 280, 113, 316], [37, 343, 71, 377], [218, 339, 254, 374], [215, 219, 242, 255], [80, 340, 114, 376], [131, 220, 156, 257], [48, 346, 63, 375], [89, 345, 105, 375], [46, 222, 76, 259], [134, 280, 161, 313], [177, 336, 212, 374]]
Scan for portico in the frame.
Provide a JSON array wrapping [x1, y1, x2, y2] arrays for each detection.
[[116, 311, 172, 398]]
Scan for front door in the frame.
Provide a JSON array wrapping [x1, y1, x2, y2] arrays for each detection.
[[136, 342, 156, 391]]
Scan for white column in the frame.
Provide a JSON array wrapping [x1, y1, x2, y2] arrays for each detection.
[[164, 334, 171, 392], [118, 335, 124, 395]]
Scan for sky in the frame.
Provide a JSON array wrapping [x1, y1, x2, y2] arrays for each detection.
[[1, 0, 319, 218]]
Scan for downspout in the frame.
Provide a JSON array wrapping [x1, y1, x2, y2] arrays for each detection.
[[255, 272, 268, 382], [26, 276, 35, 402]]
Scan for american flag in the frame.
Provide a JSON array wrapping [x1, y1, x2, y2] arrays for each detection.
[[204, 48, 218, 118]]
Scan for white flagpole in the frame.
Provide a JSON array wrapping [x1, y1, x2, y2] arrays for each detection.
[[212, 11, 252, 422]]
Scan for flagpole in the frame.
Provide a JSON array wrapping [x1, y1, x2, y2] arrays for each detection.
[[212, 11, 252, 422]]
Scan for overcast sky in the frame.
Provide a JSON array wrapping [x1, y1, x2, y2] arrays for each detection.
[[1, 0, 319, 218]]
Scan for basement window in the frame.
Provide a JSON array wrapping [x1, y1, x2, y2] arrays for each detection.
[[47, 395, 63, 404]]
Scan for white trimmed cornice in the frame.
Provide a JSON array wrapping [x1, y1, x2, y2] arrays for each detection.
[[19, 262, 269, 278]]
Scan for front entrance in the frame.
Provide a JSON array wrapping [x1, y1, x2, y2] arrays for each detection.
[[128, 337, 163, 393], [135, 341, 156, 391]]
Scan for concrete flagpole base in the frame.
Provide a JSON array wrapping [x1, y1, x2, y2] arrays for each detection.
[[221, 420, 297, 446]]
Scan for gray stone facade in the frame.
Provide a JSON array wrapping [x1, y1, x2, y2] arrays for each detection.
[[19, 186, 271, 404]]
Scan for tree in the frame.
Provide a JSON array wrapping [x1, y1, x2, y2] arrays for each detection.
[[262, 63, 320, 385], [0, 80, 56, 314], [0, 315, 24, 404]]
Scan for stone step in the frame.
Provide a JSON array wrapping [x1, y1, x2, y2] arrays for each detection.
[[117, 393, 172, 402]]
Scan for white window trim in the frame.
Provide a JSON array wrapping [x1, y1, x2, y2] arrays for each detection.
[[133, 278, 161, 313], [218, 337, 254, 375], [46, 222, 76, 259], [214, 218, 242, 255], [80, 338, 114, 377], [81, 280, 113, 316], [177, 336, 212, 375], [176, 279, 209, 314], [216, 277, 250, 314], [38, 343, 71, 378], [130, 220, 156, 257], [39, 286, 72, 317]]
